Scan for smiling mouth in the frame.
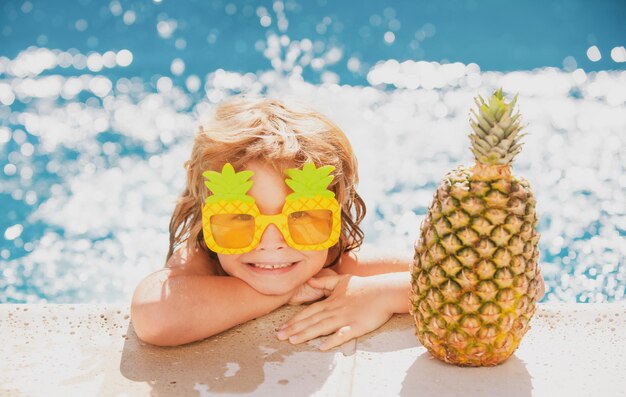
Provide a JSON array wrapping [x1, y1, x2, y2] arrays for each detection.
[[246, 262, 298, 269]]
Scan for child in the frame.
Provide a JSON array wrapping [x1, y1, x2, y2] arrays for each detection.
[[131, 96, 412, 349]]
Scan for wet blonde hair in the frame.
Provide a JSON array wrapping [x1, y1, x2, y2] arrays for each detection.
[[166, 96, 366, 268]]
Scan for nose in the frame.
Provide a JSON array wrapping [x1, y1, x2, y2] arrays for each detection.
[[256, 223, 288, 251]]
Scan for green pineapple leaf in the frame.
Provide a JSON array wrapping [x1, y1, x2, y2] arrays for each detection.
[[285, 162, 336, 200], [469, 88, 524, 166], [203, 163, 255, 203]]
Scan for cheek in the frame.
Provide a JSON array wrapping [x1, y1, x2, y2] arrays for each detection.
[[216, 254, 240, 275], [306, 249, 330, 267]]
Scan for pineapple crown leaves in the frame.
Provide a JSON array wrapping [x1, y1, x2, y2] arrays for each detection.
[[203, 163, 255, 204], [284, 162, 336, 200], [469, 88, 526, 165]]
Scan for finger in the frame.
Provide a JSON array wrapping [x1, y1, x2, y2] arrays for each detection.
[[315, 268, 338, 278], [307, 274, 342, 291], [287, 316, 342, 345], [277, 305, 329, 339], [319, 325, 354, 351], [281, 300, 328, 329]]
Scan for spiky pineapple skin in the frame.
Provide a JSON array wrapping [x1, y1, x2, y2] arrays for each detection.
[[410, 165, 541, 366]]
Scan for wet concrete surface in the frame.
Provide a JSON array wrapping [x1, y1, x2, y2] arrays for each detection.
[[1, 303, 625, 396]]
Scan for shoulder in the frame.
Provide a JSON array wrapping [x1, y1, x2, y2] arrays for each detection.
[[166, 246, 223, 276]]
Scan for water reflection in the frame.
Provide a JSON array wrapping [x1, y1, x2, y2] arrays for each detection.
[[0, 1, 625, 304]]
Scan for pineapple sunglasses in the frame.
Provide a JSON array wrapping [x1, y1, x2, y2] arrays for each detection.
[[201, 162, 342, 255]]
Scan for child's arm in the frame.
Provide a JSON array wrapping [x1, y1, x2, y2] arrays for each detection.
[[332, 249, 410, 276], [276, 250, 412, 350], [131, 247, 293, 346]]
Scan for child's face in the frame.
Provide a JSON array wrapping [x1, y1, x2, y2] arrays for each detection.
[[216, 161, 331, 296]]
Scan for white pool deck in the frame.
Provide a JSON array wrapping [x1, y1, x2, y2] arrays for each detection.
[[2, 303, 626, 397]]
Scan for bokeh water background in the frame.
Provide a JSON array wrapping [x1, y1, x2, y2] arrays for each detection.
[[1, 0, 625, 303]]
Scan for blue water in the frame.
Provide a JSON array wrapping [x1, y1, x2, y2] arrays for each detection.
[[1, 0, 625, 303], [2, 0, 625, 84]]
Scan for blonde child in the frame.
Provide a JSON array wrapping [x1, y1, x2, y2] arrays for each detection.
[[130, 96, 412, 349]]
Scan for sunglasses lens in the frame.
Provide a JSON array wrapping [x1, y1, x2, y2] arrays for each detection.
[[210, 214, 255, 249], [288, 209, 333, 245]]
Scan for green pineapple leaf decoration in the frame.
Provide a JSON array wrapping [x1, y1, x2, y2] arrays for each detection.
[[285, 162, 336, 200], [203, 163, 255, 204]]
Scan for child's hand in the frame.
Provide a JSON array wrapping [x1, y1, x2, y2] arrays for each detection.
[[287, 268, 338, 306], [277, 274, 394, 350]]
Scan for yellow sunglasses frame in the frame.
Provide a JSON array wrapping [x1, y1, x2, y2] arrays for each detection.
[[202, 197, 341, 254]]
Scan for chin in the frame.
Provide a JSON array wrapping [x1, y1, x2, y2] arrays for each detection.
[[249, 281, 294, 296]]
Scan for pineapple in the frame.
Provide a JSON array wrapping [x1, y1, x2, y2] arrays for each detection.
[[410, 89, 542, 367]]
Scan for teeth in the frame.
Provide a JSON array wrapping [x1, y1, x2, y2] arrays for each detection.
[[250, 262, 295, 269]]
